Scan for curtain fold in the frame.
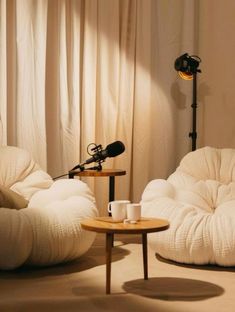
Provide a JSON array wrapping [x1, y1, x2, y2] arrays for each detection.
[[0, 0, 200, 214], [46, 0, 83, 174], [0, 0, 6, 145], [15, 0, 48, 168]]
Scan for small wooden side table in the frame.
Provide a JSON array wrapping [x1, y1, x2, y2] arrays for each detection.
[[69, 169, 126, 202], [80, 217, 170, 294]]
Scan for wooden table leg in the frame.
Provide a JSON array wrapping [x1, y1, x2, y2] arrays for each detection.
[[106, 232, 113, 294], [142, 233, 148, 280], [108, 176, 115, 216], [109, 176, 115, 202]]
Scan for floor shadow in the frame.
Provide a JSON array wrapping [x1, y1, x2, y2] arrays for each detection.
[[155, 254, 235, 272], [0, 246, 130, 280], [123, 277, 224, 301]]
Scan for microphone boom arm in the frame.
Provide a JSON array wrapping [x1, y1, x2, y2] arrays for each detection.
[[69, 141, 125, 177]]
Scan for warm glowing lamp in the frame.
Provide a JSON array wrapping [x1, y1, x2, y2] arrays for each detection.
[[174, 53, 201, 151]]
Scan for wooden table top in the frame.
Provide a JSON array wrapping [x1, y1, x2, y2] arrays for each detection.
[[69, 169, 126, 177], [80, 217, 170, 234]]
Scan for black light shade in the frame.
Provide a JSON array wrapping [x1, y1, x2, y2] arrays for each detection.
[[174, 53, 201, 80]]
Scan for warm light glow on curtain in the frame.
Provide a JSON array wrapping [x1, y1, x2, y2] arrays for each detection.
[[0, 0, 198, 214]]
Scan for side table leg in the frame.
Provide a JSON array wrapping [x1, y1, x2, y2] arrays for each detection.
[[106, 233, 113, 294], [108, 176, 115, 217], [109, 176, 115, 202], [108, 177, 115, 246], [142, 233, 148, 280]]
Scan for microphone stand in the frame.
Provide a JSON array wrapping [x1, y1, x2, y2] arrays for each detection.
[[68, 161, 103, 178], [189, 72, 197, 151], [86, 163, 103, 171]]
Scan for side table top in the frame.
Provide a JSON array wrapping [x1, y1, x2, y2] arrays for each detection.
[[80, 217, 169, 234], [70, 169, 126, 177]]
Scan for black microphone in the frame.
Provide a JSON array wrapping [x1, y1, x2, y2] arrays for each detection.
[[72, 141, 125, 170]]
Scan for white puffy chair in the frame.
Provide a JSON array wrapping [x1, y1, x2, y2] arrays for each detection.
[[0, 146, 98, 270], [141, 146, 235, 266]]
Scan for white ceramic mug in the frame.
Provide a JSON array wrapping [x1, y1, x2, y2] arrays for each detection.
[[126, 203, 141, 221], [108, 200, 130, 221]]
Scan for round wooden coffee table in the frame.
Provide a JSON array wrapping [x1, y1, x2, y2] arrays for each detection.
[[80, 217, 169, 294]]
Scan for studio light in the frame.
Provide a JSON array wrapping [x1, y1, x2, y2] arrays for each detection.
[[174, 53, 201, 80], [174, 53, 202, 151]]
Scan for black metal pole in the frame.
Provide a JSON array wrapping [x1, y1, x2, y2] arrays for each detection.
[[189, 72, 197, 151]]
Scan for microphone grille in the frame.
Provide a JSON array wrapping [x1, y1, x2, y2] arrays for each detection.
[[106, 141, 125, 157]]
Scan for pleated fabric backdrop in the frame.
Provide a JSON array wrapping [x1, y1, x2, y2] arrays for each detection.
[[1, 0, 235, 214]]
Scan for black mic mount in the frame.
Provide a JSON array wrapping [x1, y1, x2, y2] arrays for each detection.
[[79, 143, 104, 171]]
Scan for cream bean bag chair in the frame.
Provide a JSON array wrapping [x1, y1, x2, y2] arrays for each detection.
[[141, 146, 235, 266], [0, 146, 98, 270]]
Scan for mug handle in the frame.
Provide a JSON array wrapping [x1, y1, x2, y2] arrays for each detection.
[[108, 202, 112, 213]]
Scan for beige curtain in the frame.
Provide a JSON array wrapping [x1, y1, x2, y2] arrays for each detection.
[[0, 0, 199, 214], [0, 0, 6, 145]]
